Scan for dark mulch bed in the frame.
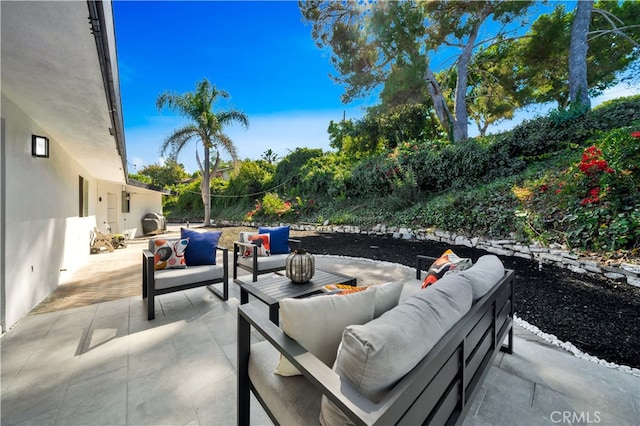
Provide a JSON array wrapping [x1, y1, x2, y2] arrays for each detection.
[[296, 232, 640, 369]]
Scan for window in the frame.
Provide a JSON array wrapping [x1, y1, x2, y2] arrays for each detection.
[[79, 176, 88, 217]]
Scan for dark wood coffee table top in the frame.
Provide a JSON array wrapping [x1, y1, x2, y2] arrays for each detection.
[[237, 268, 357, 323]]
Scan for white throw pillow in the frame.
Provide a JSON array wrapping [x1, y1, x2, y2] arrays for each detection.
[[275, 289, 376, 376], [239, 231, 271, 257]]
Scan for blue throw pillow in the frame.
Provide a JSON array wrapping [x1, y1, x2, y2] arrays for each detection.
[[180, 228, 221, 266], [258, 225, 290, 254]]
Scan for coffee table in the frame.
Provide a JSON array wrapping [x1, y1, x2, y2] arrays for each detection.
[[237, 268, 357, 324]]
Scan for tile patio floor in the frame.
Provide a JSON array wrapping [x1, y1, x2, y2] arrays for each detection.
[[1, 233, 638, 425]]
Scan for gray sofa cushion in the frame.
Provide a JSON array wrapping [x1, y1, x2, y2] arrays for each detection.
[[321, 273, 473, 425], [457, 255, 505, 301], [153, 265, 224, 290], [373, 281, 404, 318], [398, 278, 423, 302], [249, 341, 322, 425], [276, 289, 376, 376]]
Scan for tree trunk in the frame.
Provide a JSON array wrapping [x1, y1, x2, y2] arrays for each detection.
[[569, 0, 593, 109], [424, 66, 456, 141], [211, 151, 221, 178], [202, 144, 211, 226], [453, 10, 484, 143]]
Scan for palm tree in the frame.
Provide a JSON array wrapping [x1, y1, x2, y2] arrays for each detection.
[[261, 149, 279, 164], [156, 79, 249, 225]]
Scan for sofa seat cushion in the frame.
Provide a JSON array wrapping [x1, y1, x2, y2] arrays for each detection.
[[320, 273, 474, 424], [237, 253, 288, 271], [249, 341, 322, 426], [153, 265, 224, 290]]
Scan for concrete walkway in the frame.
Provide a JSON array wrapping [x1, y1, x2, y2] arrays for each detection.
[[1, 238, 638, 425]]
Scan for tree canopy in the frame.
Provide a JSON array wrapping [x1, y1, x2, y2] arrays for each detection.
[[300, 0, 534, 142], [301, 1, 640, 140], [130, 159, 189, 188], [493, 1, 640, 109]]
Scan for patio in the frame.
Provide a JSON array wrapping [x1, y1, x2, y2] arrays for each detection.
[[1, 233, 638, 425]]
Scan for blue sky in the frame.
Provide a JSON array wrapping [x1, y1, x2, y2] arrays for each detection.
[[114, 1, 639, 174], [115, 0, 372, 173]]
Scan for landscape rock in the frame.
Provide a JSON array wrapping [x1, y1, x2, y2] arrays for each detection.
[[604, 272, 625, 281]]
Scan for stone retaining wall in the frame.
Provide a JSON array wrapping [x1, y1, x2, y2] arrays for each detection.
[[223, 221, 640, 288]]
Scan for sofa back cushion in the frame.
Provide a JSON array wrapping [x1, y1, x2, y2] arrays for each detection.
[[276, 281, 403, 377], [457, 255, 505, 301], [180, 228, 221, 266], [320, 273, 473, 424], [372, 281, 403, 318], [275, 289, 376, 376]]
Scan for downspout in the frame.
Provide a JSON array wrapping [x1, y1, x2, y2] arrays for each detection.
[[87, 0, 128, 181], [1, 119, 6, 333]]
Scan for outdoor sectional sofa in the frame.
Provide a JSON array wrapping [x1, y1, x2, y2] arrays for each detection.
[[238, 254, 514, 425]]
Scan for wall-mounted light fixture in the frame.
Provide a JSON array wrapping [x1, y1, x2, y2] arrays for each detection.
[[32, 135, 49, 158]]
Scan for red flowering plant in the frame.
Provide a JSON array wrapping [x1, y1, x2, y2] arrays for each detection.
[[576, 145, 615, 207], [245, 194, 318, 221], [244, 200, 262, 221], [578, 146, 615, 177], [517, 128, 639, 251]]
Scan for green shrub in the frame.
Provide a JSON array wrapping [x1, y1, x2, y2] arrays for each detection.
[[586, 95, 640, 131], [174, 179, 204, 214], [224, 161, 274, 204], [272, 148, 324, 195], [505, 116, 576, 158], [347, 154, 401, 197], [209, 177, 232, 210], [401, 139, 503, 193], [504, 95, 640, 159], [398, 182, 518, 237], [299, 153, 351, 200], [484, 137, 526, 179]]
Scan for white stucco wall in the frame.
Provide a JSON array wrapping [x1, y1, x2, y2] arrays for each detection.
[[1, 95, 102, 330], [1, 94, 164, 330], [127, 186, 164, 238], [94, 181, 163, 239]]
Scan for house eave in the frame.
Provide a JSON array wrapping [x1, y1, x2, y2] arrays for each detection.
[[1, 0, 127, 183]]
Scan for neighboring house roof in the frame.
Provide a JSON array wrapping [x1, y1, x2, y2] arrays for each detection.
[[1, 0, 127, 182]]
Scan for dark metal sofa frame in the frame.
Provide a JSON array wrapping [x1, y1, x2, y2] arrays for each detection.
[[237, 255, 514, 425], [232, 238, 300, 282], [142, 247, 229, 320]]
